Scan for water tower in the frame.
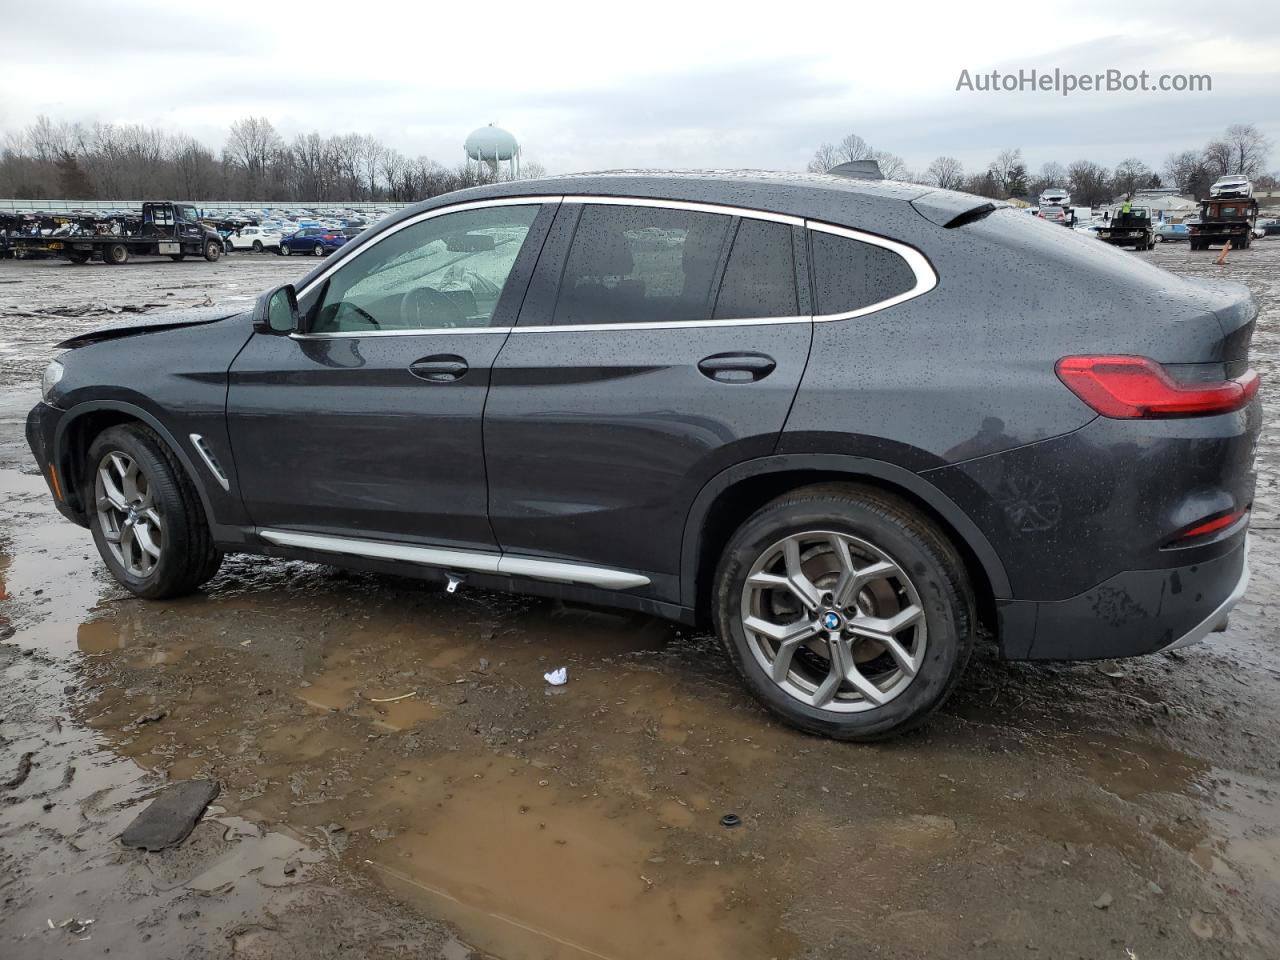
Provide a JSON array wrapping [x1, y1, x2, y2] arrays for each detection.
[[464, 124, 520, 178]]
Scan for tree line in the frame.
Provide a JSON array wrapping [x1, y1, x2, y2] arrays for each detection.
[[807, 123, 1274, 205], [3, 113, 1273, 206], [0, 115, 547, 202]]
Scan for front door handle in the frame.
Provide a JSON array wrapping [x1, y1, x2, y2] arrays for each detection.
[[409, 354, 469, 382], [697, 352, 777, 383]]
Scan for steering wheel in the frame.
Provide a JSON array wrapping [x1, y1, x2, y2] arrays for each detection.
[[400, 286, 467, 329]]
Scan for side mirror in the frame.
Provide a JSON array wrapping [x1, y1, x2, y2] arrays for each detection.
[[253, 284, 300, 335]]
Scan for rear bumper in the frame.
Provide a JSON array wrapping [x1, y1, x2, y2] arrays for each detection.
[[996, 539, 1249, 660]]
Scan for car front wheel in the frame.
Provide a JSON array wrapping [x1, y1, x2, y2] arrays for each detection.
[[313, 244, 325, 257], [86, 424, 222, 600], [279, 243, 290, 255], [714, 484, 974, 741]]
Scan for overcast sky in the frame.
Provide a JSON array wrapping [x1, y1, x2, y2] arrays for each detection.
[[3, 0, 1277, 178]]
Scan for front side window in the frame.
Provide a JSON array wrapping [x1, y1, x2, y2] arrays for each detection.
[[310, 205, 541, 333], [553, 204, 731, 326], [810, 230, 918, 316]]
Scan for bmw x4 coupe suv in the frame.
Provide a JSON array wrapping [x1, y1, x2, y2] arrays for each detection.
[[27, 172, 1260, 741]]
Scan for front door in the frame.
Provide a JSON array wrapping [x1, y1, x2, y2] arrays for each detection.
[[484, 199, 813, 591], [227, 200, 554, 550]]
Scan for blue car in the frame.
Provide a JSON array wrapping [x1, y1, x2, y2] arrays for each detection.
[[279, 227, 348, 257], [1155, 222, 1190, 243]]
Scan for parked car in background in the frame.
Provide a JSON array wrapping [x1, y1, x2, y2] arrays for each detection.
[[1258, 218, 1280, 237], [26, 172, 1259, 741], [227, 225, 283, 253], [1155, 223, 1190, 243], [279, 227, 348, 256]]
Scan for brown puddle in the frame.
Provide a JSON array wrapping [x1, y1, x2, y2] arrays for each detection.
[[6, 453, 1280, 957]]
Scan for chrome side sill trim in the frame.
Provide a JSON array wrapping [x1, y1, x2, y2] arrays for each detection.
[[1160, 543, 1250, 652], [189, 433, 230, 491], [257, 529, 650, 590]]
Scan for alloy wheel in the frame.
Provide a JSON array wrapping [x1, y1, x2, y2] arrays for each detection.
[[739, 530, 926, 712], [95, 451, 163, 578]]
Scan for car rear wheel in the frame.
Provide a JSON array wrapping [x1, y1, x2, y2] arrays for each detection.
[[252, 240, 263, 252], [169, 254, 186, 262], [313, 244, 325, 257], [86, 424, 222, 600], [103, 242, 129, 265], [714, 484, 974, 741]]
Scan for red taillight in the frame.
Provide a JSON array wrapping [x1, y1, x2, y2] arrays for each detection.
[[1056, 356, 1259, 418], [322, 234, 335, 240], [1176, 508, 1248, 542]]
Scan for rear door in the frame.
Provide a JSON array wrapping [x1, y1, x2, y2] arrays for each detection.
[[483, 198, 813, 594], [227, 200, 554, 549]]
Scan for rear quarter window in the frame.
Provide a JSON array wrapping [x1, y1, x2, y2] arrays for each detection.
[[713, 218, 798, 319], [810, 230, 917, 315]]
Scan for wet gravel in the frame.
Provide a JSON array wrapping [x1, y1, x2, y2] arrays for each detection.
[[1, 242, 1279, 959]]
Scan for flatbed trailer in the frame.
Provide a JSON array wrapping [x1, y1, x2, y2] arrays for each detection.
[[1190, 198, 1258, 250], [7, 201, 224, 265]]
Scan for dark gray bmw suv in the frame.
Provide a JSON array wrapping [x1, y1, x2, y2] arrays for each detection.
[[27, 172, 1260, 740]]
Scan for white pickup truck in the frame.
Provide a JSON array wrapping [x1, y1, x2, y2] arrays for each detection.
[[226, 225, 283, 253]]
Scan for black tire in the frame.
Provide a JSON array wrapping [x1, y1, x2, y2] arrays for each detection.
[[85, 424, 222, 600], [203, 240, 221, 262], [103, 242, 129, 265], [252, 239, 263, 252], [279, 244, 290, 256], [313, 244, 325, 257], [169, 254, 186, 262], [67, 251, 91, 264], [713, 483, 974, 741]]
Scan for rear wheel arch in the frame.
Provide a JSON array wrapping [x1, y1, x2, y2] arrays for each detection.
[[56, 402, 217, 531], [681, 456, 1008, 635]]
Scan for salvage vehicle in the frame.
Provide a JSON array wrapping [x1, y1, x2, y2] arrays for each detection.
[[27, 172, 1259, 741], [279, 227, 348, 256], [1189, 198, 1259, 250], [7, 202, 223, 264], [1209, 175, 1253, 200], [227, 225, 283, 253], [1096, 206, 1155, 249]]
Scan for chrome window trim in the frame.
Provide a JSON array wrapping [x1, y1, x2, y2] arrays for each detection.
[[560, 194, 804, 226], [259, 529, 651, 589], [287, 193, 937, 339], [806, 220, 938, 321]]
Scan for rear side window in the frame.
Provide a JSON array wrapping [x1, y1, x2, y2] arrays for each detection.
[[553, 205, 731, 326], [810, 230, 917, 315], [713, 219, 798, 319]]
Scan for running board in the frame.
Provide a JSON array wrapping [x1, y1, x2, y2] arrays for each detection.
[[257, 529, 651, 590]]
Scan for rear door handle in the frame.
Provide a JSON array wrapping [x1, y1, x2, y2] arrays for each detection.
[[697, 352, 777, 383], [409, 355, 469, 382]]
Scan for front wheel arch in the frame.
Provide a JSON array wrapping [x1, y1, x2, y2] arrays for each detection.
[[681, 456, 1008, 635], [55, 402, 218, 534]]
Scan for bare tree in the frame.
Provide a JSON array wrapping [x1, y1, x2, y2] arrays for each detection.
[[871, 150, 910, 181], [1111, 157, 1151, 200], [835, 133, 872, 163], [1067, 160, 1112, 206], [806, 142, 840, 174], [1218, 123, 1271, 177], [225, 116, 283, 194], [925, 156, 965, 190], [986, 148, 1026, 198]]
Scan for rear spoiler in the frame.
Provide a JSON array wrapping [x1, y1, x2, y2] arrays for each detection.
[[911, 189, 1005, 228]]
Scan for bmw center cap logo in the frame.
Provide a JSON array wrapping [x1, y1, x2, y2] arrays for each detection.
[[822, 611, 842, 630]]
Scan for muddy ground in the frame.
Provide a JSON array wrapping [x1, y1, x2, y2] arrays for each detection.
[[1, 243, 1278, 960]]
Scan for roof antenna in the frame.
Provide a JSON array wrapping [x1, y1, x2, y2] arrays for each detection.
[[827, 160, 884, 180]]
